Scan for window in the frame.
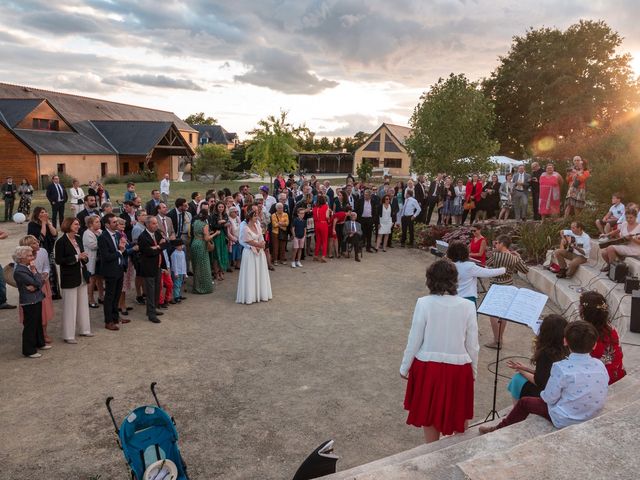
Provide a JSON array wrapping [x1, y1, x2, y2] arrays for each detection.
[[362, 157, 380, 167], [189, 133, 193, 143], [32, 118, 59, 131], [101, 162, 108, 177], [56, 163, 66, 173], [384, 158, 402, 169], [122, 162, 130, 175], [363, 134, 381, 151], [384, 137, 402, 152], [138, 162, 145, 171]]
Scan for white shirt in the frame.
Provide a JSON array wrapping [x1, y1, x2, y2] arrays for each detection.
[[566, 231, 591, 258], [455, 261, 506, 298], [70, 187, 85, 205], [608, 202, 625, 221], [35, 248, 50, 275], [400, 295, 479, 378], [540, 353, 608, 428], [160, 178, 170, 195], [362, 199, 372, 218], [170, 250, 187, 275], [400, 197, 422, 217], [264, 194, 277, 212]]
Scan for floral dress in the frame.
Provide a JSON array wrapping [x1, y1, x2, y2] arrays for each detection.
[[191, 220, 213, 294]]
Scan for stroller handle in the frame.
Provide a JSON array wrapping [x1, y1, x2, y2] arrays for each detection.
[[105, 396, 120, 435], [150, 382, 163, 409]]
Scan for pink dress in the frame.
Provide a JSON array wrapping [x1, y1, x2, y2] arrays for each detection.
[[538, 173, 561, 215]]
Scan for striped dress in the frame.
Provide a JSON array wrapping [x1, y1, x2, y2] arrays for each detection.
[[486, 251, 529, 285]]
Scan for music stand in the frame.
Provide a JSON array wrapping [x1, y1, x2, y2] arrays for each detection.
[[484, 317, 504, 422]]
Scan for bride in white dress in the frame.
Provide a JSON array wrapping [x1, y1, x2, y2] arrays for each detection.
[[236, 210, 273, 304]]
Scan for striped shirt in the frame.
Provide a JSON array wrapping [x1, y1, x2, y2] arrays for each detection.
[[486, 250, 529, 285]]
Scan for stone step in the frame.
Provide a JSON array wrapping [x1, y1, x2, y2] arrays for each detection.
[[458, 398, 640, 480], [524, 267, 632, 337]]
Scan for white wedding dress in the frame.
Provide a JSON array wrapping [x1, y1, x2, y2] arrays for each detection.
[[236, 223, 273, 304]]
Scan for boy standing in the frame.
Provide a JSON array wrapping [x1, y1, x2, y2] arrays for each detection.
[[291, 208, 306, 268], [170, 239, 187, 303], [480, 321, 609, 433]]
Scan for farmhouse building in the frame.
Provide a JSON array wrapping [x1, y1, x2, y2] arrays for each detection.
[[353, 123, 412, 177], [0, 83, 197, 187]]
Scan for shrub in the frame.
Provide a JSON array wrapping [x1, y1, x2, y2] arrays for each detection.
[[41, 172, 74, 188], [100, 170, 157, 184], [356, 162, 373, 182], [102, 174, 121, 184]]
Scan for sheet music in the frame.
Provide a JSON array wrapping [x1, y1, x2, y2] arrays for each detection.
[[477, 285, 547, 333], [477, 285, 518, 318], [506, 289, 548, 329]]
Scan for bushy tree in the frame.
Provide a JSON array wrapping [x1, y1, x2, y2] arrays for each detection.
[[406, 73, 499, 176], [245, 111, 306, 181], [184, 112, 217, 125], [192, 144, 237, 180], [484, 20, 640, 157], [356, 161, 373, 182]]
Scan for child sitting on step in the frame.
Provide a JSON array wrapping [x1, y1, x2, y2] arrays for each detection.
[[480, 321, 609, 434]]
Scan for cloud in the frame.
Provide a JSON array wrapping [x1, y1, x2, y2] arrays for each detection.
[[234, 47, 338, 94], [115, 74, 206, 91], [315, 113, 394, 137]]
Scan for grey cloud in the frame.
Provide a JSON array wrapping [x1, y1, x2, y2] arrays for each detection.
[[234, 47, 338, 94], [315, 114, 393, 137], [115, 75, 205, 91]]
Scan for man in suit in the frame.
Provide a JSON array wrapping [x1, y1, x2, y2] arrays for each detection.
[[156, 202, 175, 241], [387, 186, 400, 248], [512, 164, 531, 221], [168, 198, 191, 274], [343, 211, 363, 262], [188, 192, 200, 218], [2, 176, 17, 221], [425, 173, 444, 225], [414, 175, 427, 223], [137, 216, 165, 323], [76, 194, 98, 236], [98, 214, 128, 331], [355, 189, 378, 252], [145, 189, 162, 215], [46, 175, 68, 228], [323, 180, 335, 207]]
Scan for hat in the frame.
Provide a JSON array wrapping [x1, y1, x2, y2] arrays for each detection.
[[259, 185, 269, 192]]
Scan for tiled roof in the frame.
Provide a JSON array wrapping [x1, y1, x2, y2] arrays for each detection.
[[384, 123, 412, 145], [90, 121, 175, 155], [13, 129, 115, 155], [192, 124, 237, 144], [0, 98, 45, 127]]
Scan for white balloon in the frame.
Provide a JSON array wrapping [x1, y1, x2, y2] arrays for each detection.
[[13, 212, 26, 224]]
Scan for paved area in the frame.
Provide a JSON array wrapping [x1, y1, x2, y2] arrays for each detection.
[[0, 221, 599, 479]]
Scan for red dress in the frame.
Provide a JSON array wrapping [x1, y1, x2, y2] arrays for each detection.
[[313, 204, 329, 256], [469, 235, 486, 265], [591, 328, 626, 384]]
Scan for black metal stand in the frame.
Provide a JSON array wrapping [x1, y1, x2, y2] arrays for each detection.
[[484, 318, 503, 422]]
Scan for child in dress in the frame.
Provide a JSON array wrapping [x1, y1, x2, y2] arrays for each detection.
[[291, 208, 307, 268], [170, 239, 187, 303], [480, 321, 608, 434]]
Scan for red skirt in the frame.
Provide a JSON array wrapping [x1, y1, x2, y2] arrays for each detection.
[[404, 360, 474, 435]]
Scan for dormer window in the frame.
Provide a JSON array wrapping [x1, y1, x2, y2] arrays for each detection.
[[32, 118, 59, 131]]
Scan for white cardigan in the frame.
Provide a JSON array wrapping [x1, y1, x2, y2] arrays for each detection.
[[455, 261, 506, 298], [400, 295, 479, 378]]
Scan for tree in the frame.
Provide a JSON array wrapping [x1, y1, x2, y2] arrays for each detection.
[[319, 136, 331, 150], [245, 110, 307, 181], [406, 73, 499, 177], [192, 144, 237, 180], [484, 20, 640, 157], [356, 161, 373, 182], [184, 112, 217, 125]]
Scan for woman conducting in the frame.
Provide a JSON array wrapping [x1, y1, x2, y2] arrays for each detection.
[[400, 259, 479, 443]]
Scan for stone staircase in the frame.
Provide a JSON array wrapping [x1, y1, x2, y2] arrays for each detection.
[[523, 238, 640, 343], [321, 373, 640, 479]]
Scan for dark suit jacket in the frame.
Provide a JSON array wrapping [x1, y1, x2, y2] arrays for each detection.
[[343, 219, 362, 237], [427, 180, 444, 199], [77, 208, 98, 235], [97, 230, 125, 278], [355, 197, 378, 220], [167, 208, 190, 237], [46, 183, 68, 204], [2, 183, 17, 200], [54, 234, 88, 289], [390, 197, 400, 223], [145, 199, 160, 216], [137, 230, 163, 278], [415, 182, 426, 203]]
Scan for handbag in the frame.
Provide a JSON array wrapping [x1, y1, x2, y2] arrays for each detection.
[[207, 240, 215, 252], [463, 200, 475, 210]]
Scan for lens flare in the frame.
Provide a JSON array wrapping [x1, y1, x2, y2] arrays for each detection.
[[533, 136, 556, 153]]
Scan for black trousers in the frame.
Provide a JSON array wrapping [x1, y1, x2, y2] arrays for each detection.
[[532, 189, 540, 220], [22, 302, 45, 356], [50, 202, 65, 228], [426, 197, 441, 225], [345, 234, 361, 258], [143, 273, 161, 319], [103, 274, 124, 324], [336, 223, 345, 254], [461, 207, 477, 225], [360, 217, 373, 250], [401, 215, 415, 245], [4, 198, 14, 221]]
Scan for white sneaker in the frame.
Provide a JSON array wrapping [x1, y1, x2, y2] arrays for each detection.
[[39, 345, 52, 350], [28, 353, 42, 358], [296, 261, 303, 267], [291, 262, 297, 268]]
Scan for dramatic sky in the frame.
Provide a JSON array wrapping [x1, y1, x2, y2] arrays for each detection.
[[1, 0, 639, 138]]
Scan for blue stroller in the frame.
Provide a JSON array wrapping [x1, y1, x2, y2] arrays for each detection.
[[106, 383, 189, 480]]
